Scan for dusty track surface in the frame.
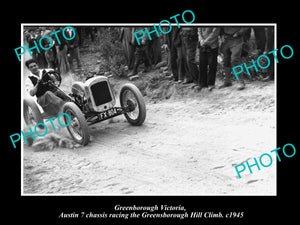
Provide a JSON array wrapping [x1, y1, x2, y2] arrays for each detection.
[[23, 76, 276, 195]]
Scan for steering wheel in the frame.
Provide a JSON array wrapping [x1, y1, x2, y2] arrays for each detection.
[[41, 70, 62, 87]]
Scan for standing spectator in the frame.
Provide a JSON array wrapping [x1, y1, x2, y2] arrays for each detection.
[[41, 30, 58, 70], [180, 27, 199, 85], [27, 29, 38, 62], [55, 27, 70, 74], [120, 27, 136, 71], [147, 28, 162, 65], [163, 26, 180, 81], [253, 27, 266, 55], [24, 30, 31, 45], [243, 27, 266, 56], [66, 27, 82, 72], [174, 28, 189, 83], [262, 26, 274, 81], [198, 27, 220, 91], [219, 27, 249, 90], [36, 28, 48, 68], [127, 27, 152, 77]]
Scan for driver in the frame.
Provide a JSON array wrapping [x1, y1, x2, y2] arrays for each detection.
[[25, 59, 66, 116]]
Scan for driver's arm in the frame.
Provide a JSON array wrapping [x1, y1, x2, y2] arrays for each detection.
[[29, 79, 41, 96]]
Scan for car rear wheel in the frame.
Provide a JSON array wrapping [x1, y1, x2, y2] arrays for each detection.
[[23, 98, 44, 127]]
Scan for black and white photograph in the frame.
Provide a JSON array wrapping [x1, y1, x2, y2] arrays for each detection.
[[20, 24, 276, 195]]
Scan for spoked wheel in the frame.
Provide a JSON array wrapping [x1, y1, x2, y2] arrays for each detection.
[[62, 102, 90, 146], [120, 83, 146, 126], [23, 98, 43, 127]]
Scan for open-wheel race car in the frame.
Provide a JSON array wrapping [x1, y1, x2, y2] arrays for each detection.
[[23, 70, 146, 146]]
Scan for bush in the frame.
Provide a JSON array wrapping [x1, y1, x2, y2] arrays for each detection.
[[97, 28, 127, 77]]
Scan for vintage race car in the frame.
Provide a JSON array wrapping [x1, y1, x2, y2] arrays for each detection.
[[23, 71, 146, 145]]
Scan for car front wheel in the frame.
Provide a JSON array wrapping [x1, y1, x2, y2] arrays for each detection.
[[120, 83, 146, 126], [62, 102, 90, 146]]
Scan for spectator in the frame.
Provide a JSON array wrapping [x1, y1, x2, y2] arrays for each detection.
[[253, 27, 266, 55], [42, 30, 58, 70], [174, 28, 189, 83], [147, 27, 162, 65], [219, 27, 249, 90], [66, 27, 82, 71], [180, 27, 199, 85], [198, 27, 220, 91], [127, 27, 152, 77], [243, 27, 266, 57], [35, 29, 48, 69], [163, 26, 180, 81], [120, 27, 136, 71], [54, 27, 70, 74], [27, 29, 38, 62], [262, 26, 274, 81]]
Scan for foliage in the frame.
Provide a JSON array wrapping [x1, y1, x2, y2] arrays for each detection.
[[97, 28, 127, 77]]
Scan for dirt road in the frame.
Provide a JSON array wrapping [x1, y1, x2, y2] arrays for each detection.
[[23, 77, 276, 195]]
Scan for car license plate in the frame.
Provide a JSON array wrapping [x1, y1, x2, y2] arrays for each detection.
[[98, 108, 118, 120]]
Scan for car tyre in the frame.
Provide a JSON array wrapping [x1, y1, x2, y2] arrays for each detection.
[[120, 83, 146, 126], [63, 102, 90, 146], [23, 98, 44, 127]]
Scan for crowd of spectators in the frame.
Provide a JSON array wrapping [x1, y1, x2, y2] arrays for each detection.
[[132, 26, 274, 91], [24, 26, 82, 74], [24, 26, 274, 92]]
